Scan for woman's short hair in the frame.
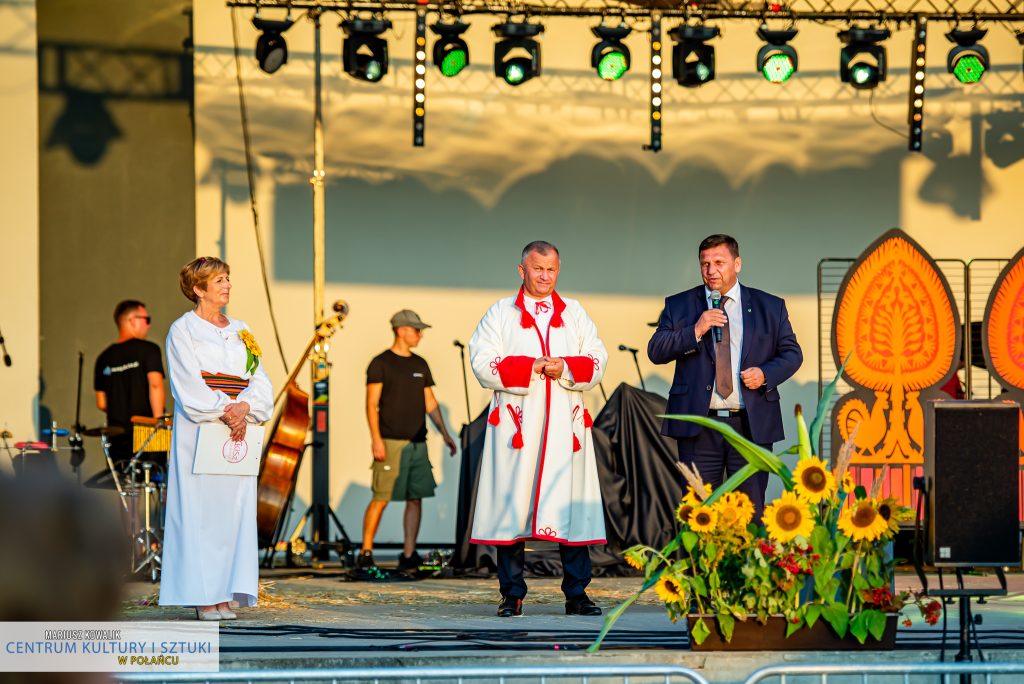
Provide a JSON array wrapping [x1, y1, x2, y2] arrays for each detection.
[[179, 256, 229, 303]]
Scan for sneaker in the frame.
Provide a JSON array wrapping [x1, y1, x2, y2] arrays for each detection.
[[565, 592, 602, 616], [497, 595, 523, 617], [355, 550, 376, 569], [396, 551, 423, 572]]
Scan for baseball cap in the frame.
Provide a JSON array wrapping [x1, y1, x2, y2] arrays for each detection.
[[390, 309, 431, 330]]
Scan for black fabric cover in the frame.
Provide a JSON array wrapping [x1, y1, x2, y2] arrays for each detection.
[[452, 383, 682, 576]]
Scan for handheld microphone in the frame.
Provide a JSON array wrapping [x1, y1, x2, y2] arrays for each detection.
[[618, 344, 639, 353], [453, 340, 465, 349], [710, 290, 723, 343]]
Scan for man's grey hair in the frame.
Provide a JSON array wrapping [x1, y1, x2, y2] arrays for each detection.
[[521, 240, 560, 262]]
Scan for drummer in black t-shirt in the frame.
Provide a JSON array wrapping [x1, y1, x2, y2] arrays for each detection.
[[94, 300, 166, 463], [359, 309, 457, 573]]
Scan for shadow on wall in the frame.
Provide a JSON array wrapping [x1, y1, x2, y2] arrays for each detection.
[[268, 148, 915, 296]]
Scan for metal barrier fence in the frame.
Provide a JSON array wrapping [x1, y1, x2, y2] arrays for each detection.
[[745, 662, 1024, 683], [117, 664, 712, 684]]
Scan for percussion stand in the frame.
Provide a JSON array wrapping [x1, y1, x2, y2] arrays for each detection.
[[100, 434, 129, 513], [126, 418, 169, 581], [131, 462, 162, 583]]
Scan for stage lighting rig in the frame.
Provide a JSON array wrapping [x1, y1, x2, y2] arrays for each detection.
[[669, 24, 720, 88], [252, 12, 295, 74], [756, 24, 798, 84], [946, 28, 989, 84], [341, 18, 392, 82], [493, 20, 544, 86], [591, 23, 631, 81], [839, 27, 890, 90], [432, 20, 470, 77]]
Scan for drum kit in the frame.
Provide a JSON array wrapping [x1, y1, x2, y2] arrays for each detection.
[[2, 416, 173, 583]]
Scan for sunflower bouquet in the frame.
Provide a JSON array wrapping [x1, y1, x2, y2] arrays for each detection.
[[590, 370, 941, 650]]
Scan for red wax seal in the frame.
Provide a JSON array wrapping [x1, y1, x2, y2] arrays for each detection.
[[222, 438, 248, 464]]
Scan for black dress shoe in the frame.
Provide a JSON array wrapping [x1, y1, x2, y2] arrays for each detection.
[[565, 593, 602, 616], [497, 596, 523, 617]]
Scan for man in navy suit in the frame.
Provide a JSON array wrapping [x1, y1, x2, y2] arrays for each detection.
[[647, 234, 802, 516]]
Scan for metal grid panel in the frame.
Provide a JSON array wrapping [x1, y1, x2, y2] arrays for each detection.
[[967, 258, 1011, 400]]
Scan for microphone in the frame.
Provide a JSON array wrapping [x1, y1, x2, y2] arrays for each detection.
[[618, 344, 639, 353], [710, 290, 723, 343], [453, 340, 465, 349]]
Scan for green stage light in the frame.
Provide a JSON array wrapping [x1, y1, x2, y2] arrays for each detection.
[[850, 62, 877, 85], [756, 25, 798, 85], [591, 24, 631, 81], [762, 54, 795, 83], [597, 51, 629, 80], [341, 18, 392, 83], [441, 48, 468, 77], [953, 54, 985, 83], [839, 27, 890, 90], [505, 61, 527, 85], [432, 20, 470, 78], [946, 28, 989, 85]]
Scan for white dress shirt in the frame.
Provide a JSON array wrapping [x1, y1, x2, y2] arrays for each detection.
[[703, 282, 743, 409]]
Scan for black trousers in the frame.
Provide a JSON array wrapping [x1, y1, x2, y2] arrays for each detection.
[[675, 412, 772, 520], [496, 542, 592, 600]]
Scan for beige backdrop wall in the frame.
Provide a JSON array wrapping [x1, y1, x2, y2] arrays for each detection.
[[194, 0, 1024, 546], [0, 0, 39, 470], [36, 0, 196, 481]]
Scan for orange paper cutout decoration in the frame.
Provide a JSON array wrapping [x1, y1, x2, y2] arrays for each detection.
[[831, 229, 961, 506], [982, 245, 1024, 459]]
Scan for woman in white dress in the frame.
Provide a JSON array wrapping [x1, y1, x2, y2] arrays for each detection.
[[158, 256, 274, 620]]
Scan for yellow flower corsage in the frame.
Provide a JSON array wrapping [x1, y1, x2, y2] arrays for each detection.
[[238, 329, 262, 375]]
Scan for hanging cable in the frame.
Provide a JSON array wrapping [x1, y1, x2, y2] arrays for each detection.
[[230, 7, 289, 374]]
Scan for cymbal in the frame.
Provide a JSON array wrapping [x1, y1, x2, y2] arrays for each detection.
[[81, 426, 126, 438]]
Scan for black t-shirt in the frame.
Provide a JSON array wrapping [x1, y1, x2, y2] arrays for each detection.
[[366, 350, 435, 442], [94, 339, 165, 430]]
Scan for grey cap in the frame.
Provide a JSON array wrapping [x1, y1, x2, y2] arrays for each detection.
[[390, 309, 431, 330]]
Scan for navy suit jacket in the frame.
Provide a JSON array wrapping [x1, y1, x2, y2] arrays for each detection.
[[647, 284, 803, 444]]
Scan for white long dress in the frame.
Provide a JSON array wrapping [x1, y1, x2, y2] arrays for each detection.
[[158, 311, 274, 608]]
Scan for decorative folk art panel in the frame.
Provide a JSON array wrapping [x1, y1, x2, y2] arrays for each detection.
[[982, 246, 1024, 517], [830, 229, 962, 509]]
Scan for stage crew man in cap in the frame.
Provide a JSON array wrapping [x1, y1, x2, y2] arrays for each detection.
[[360, 309, 457, 573], [469, 241, 608, 618], [648, 234, 802, 519]]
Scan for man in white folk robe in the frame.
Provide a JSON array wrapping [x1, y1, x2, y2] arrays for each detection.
[[469, 241, 608, 618]]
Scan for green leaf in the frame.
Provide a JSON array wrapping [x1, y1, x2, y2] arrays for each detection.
[[853, 574, 870, 591], [786, 617, 804, 637], [690, 617, 711, 646], [659, 415, 793, 486], [849, 612, 869, 644], [587, 567, 663, 653], [691, 575, 708, 597], [682, 531, 699, 553], [809, 352, 851, 449], [822, 603, 849, 637], [704, 541, 718, 561], [795, 405, 811, 461], [717, 611, 736, 642], [866, 609, 888, 641], [854, 485, 867, 500], [805, 604, 822, 628]]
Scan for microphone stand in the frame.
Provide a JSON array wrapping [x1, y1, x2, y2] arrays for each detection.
[[0, 324, 11, 367], [618, 345, 646, 392], [454, 341, 471, 425], [69, 352, 87, 483]]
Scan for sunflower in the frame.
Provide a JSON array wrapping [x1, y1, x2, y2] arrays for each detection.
[[838, 499, 889, 542], [841, 471, 856, 494], [688, 506, 719, 534], [792, 457, 836, 504], [675, 501, 696, 526], [762, 491, 815, 543], [654, 574, 686, 603], [874, 496, 910, 537], [715, 492, 755, 529], [683, 483, 713, 506], [623, 547, 647, 571]]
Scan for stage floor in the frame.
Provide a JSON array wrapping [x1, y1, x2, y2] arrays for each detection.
[[120, 567, 1024, 682]]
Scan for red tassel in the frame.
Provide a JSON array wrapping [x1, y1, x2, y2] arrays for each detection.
[[583, 409, 593, 428], [488, 406, 500, 426], [519, 310, 535, 329], [512, 432, 524, 449], [572, 434, 582, 453]]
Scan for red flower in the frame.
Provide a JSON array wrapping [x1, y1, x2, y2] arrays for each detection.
[[902, 619, 913, 627]]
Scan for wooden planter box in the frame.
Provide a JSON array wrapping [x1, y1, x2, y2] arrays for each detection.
[[685, 614, 899, 651]]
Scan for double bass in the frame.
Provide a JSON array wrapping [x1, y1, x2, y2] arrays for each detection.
[[256, 301, 348, 548]]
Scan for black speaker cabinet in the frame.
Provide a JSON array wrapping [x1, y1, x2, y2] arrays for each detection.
[[924, 400, 1021, 567]]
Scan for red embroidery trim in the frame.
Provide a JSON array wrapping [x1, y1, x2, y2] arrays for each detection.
[[489, 357, 502, 375], [534, 301, 551, 314]]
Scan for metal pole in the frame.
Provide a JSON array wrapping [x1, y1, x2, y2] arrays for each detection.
[[311, 9, 326, 329]]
